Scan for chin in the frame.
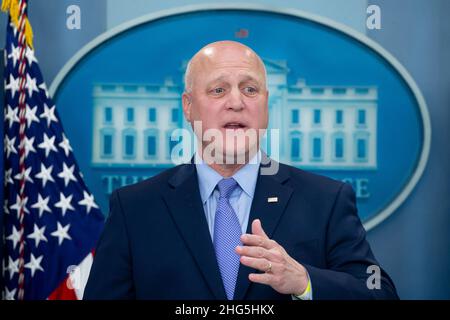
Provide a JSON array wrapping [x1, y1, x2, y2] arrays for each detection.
[[222, 143, 258, 165]]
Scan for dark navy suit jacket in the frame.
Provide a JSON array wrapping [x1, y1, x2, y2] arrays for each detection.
[[84, 158, 398, 300]]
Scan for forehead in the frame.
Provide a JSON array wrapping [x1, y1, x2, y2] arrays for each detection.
[[204, 71, 263, 86], [194, 46, 265, 83]]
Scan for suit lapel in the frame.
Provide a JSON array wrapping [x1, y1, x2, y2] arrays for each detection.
[[163, 164, 227, 300], [234, 158, 293, 300]]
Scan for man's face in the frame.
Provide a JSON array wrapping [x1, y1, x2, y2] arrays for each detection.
[[182, 44, 269, 162]]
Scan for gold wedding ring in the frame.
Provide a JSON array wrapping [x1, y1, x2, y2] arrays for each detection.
[[266, 262, 272, 273]]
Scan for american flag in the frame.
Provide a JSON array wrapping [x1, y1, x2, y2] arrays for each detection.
[[2, 0, 104, 300]]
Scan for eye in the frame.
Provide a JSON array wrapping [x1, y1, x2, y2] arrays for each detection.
[[243, 86, 258, 95], [210, 87, 225, 95]]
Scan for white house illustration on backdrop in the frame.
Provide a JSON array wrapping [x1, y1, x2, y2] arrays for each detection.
[[91, 59, 377, 170]]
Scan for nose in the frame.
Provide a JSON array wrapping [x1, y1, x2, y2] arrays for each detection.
[[224, 87, 244, 111]]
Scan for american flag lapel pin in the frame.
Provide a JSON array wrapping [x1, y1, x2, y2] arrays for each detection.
[[267, 197, 278, 203]]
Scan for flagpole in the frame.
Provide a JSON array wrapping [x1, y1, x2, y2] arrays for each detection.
[[0, 48, 5, 297]]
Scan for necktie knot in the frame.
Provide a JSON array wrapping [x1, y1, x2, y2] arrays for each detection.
[[217, 178, 238, 199]]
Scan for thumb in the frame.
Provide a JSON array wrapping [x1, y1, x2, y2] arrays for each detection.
[[251, 219, 268, 238]]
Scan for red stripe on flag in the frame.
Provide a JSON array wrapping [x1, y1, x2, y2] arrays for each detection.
[[48, 276, 78, 300]]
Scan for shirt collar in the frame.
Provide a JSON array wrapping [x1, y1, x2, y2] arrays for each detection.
[[195, 150, 262, 204]]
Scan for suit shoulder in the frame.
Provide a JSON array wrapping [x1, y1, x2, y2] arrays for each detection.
[[279, 162, 347, 195], [278, 163, 355, 223], [112, 164, 189, 197]]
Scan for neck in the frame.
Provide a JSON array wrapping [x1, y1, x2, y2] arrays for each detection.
[[209, 162, 246, 178], [197, 148, 259, 178]]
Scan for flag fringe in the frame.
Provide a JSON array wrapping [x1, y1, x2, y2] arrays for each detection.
[[1, 0, 34, 49]]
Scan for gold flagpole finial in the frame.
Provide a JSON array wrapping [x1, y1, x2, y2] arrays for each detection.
[[2, 0, 34, 48]]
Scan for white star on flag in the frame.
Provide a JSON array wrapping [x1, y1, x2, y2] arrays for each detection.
[[25, 254, 44, 278], [23, 135, 37, 157], [5, 168, 14, 185], [5, 74, 20, 98], [9, 21, 17, 36], [25, 46, 38, 66], [25, 74, 39, 97], [59, 133, 73, 157], [38, 133, 58, 157], [27, 224, 48, 247], [4, 287, 17, 301], [5, 105, 19, 128], [51, 222, 72, 246], [25, 104, 39, 128], [78, 191, 99, 214], [54, 193, 74, 216], [38, 82, 49, 98], [34, 163, 55, 187], [7, 257, 19, 280], [31, 194, 51, 217], [8, 43, 20, 67], [10, 195, 30, 218], [40, 104, 58, 127], [14, 167, 34, 184], [57, 163, 77, 186], [4, 199, 10, 215], [4, 135, 17, 158], [6, 225, 22, 250]]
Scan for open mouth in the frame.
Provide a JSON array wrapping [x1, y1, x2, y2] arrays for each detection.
[[223, 122, 246, 129]]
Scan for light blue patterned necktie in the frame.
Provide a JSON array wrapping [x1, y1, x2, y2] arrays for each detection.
[[214, 178, 242, 300]]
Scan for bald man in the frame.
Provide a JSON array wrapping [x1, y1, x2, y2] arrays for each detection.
[[84, 41, 398, 300]]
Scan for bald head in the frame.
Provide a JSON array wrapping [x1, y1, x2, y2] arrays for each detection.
[[184, 41, 267, 93]]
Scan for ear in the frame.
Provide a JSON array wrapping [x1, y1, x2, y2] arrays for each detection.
[[262, 89, 269, 128], [182, 92, 192, 122], [264, 89, 269, 105]]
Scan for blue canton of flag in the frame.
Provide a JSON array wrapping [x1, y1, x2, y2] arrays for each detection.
[[2, 0, 104, 300]]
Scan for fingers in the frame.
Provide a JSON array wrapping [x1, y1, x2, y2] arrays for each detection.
[[240, 255, 275, 273], [251, 219, 268, 238], [248, 272, 272, 286], [237, 219, 282, 263], [240, 233, 278, 250], [241, 219, 277, 250], [236, 244, 282, 263]]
